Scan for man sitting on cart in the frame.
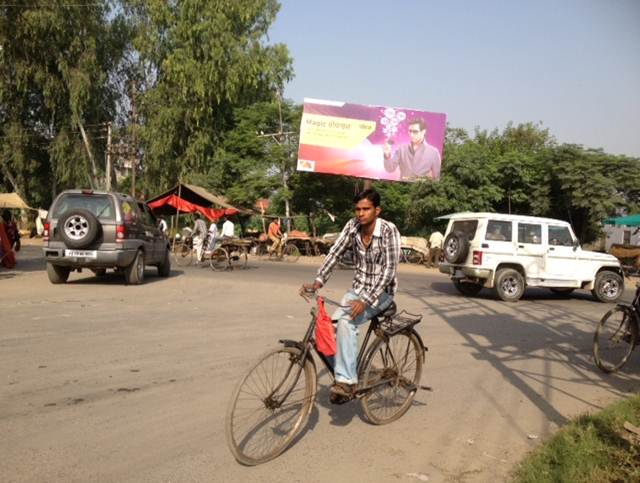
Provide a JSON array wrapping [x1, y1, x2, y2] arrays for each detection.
[[268, 217, 283, 256]]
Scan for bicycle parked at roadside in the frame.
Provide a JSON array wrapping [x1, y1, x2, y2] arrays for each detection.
[[225, 289, 429, 466], [593, 278, 640, 373]]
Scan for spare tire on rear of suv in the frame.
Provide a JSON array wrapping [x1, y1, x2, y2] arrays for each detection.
[[443, 231, 470, 264], [60, 209, 100, 249]]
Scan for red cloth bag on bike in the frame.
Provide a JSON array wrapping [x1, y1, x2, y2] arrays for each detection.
[[315, 297, 336, 357]]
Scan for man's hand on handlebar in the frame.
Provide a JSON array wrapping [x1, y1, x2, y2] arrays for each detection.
[[299, 281, 322, 301], [349, 299, 367, 319]]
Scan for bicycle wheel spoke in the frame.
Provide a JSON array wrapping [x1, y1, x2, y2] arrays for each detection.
[[594, 307, 636, 373], [226, 347, 316, 465], [361, 332, 423, 425]]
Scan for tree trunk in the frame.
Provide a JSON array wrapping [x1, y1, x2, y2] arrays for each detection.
[[0, 158, 26, 201]]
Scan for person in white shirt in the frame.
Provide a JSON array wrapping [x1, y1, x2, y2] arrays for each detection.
[[221, 216, 235, 239], [158, 217, 168, 235], [207, 220, 218, 251], [428, 231, 444, 268], [192, 213, 208, 263]]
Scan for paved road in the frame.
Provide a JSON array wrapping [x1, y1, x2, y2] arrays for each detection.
[[2, 244, 639, 482]]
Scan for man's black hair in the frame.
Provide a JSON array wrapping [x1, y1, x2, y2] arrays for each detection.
[[353, 189, 381, 207], [408, 118, 426, 131], [1, 209, 11, 222]]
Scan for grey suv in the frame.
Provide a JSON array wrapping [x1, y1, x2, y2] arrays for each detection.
[[43, 190, 171, 284]]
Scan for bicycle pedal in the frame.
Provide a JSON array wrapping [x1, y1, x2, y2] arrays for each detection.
[[419, 385, 433, 391]]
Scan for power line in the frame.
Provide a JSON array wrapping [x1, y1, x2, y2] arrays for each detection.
[[0, 4, 102, 7]]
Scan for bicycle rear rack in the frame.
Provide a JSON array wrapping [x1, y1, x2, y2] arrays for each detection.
[[378, 311, 422, 336]]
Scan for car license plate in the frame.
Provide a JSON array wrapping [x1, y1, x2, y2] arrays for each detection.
[[65, 249, 97, 259]]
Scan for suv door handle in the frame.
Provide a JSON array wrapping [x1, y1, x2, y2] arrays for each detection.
[[518, 244, 524, 248], [549, 247, 555, 251]]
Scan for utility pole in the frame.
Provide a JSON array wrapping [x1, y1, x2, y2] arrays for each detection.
[[105, 121, 112, 191], [257, 93, 296, 232]]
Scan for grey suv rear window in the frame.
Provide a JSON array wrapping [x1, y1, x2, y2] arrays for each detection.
[[451, 220, 478, 240], [52, 194, 115, 220]]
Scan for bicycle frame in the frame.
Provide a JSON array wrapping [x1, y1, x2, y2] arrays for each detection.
[[276, 298, 427, 401]]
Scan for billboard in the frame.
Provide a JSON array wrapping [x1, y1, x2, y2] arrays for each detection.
[[297, 98, 446, 182]]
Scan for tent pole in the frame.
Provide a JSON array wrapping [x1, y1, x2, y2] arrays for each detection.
[[173, 182, 182, 237]]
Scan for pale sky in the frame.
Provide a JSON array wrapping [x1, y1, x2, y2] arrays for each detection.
[[270, 0, 640, 157]]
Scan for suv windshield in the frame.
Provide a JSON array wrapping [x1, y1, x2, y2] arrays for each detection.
[[450, 220, 478, 240], [51, 194, 115, 220]]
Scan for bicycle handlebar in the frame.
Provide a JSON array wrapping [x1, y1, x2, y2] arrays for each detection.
[[299, 288, 348, 309]]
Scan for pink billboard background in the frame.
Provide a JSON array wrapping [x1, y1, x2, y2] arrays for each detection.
[[297, 99, 447, 182]]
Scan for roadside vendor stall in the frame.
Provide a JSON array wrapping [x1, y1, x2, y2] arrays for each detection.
[[603, 214, 640, 273], [147, 183, 244, 222]]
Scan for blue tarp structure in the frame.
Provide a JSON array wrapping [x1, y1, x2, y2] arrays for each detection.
[[603, 214, 640, 226]]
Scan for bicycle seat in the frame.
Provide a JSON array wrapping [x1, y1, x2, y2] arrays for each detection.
[[379, 302, 397, 318]]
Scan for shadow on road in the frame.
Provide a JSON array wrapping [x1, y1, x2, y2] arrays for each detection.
[[402, 281, 640, 431]]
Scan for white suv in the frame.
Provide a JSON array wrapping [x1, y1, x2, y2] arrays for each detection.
[[438, 212, 624, 302]]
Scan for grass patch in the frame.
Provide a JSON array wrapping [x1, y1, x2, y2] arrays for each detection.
[[512, 393, 640, 483]]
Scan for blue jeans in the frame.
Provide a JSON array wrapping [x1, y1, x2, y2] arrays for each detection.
[[331, 290, 393, 385]]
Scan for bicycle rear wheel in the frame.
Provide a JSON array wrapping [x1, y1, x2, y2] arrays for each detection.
[[283, 243, 300, 263], [593, 306, 638, 373], [225, 346, 317, 465], [360, 331, 423, 425], [230, 246, 248, 270], [209, 247, 229, 272], [172, 241, 193, 266]]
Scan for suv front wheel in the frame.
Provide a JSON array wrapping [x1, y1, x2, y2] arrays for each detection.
[[124, 250, 145, 285], [495, 268, 525, 302], [591, 270, 623, 303]]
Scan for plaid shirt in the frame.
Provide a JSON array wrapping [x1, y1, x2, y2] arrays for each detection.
[[315, 217, 401, 306]]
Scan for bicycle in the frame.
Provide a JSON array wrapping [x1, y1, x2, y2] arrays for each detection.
[[593, 280, 640, 373], [257, 233, 300, 263], [225, 290, 429, 466], [172, 233, 194, 266], [400, 247, 426, 265]]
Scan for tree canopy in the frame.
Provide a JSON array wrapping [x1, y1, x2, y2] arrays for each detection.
[[1, 1, 638, 243]]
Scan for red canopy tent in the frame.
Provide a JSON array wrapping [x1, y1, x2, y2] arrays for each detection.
[[147, 183, 245, 221], [148, 193, 237, 221]]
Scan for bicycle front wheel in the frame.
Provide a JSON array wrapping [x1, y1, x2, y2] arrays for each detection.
[[593, 306, 637, 373], [360, 331, 423, 425], [209, 247, 229, 272], [283, 243, 300, 263], [172, 241, 193, 266], [225, 346, 317, 466]]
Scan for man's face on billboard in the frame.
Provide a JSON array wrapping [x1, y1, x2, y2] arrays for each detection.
[[408, 123, 425, 144]]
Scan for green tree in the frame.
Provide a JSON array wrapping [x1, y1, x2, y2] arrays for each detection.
[[127, 0, 293, 194], [0, 1, 130, 206]]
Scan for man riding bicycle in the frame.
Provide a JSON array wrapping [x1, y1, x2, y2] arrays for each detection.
[[301, 188, 401, 402], [268, 217, 283, 256]]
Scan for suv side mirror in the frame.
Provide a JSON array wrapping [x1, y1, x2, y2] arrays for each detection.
[[572, 239, 580, 251]]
